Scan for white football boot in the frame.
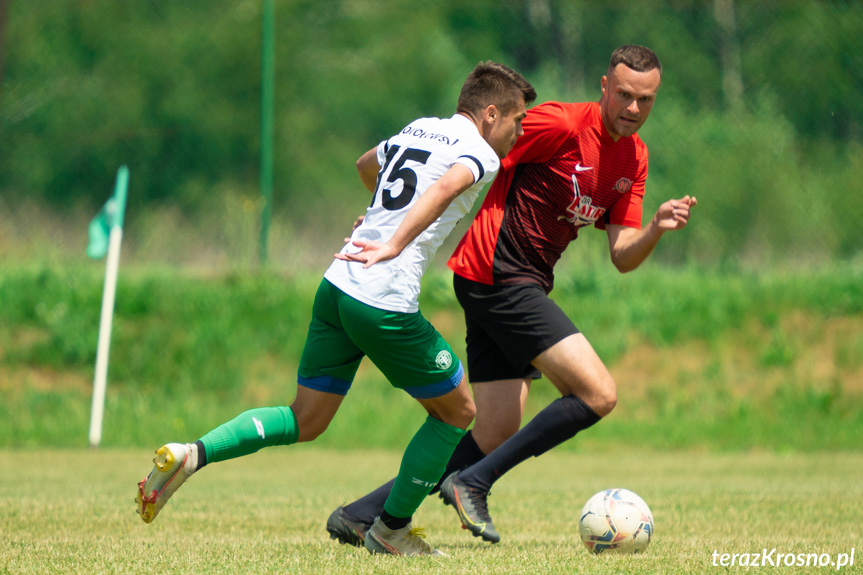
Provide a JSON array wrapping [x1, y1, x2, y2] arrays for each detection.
[[364, 517, 446, 557], [135, 443, 198, 523]]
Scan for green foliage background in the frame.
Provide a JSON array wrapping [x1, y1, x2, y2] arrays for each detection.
[[2, 0, 862, 266], [1, 263, 860, 450]]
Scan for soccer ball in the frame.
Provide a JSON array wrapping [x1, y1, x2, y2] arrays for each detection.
[[578, 488, 654, 554]]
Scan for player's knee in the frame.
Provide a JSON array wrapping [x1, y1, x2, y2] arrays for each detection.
[[595, 393, 617, 417], [578, 373, 617, 417], [448, 401, 477, 430], [424, 399, 475, 430], [464, 402, 477, 426], [591, 385, 617, 417]]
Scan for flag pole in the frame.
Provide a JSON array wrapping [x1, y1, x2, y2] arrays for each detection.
[[88, 166, 129, 448], [259, 0, 275, 266]]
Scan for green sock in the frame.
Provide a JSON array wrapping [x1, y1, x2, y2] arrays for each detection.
[[383, 415, 467, 520], [198, 406, 299, 465]]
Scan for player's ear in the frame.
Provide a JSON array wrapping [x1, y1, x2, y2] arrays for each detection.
[[484, 104, 498, 125]]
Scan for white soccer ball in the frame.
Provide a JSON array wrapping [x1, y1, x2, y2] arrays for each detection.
[[578, 488, 654, 554]]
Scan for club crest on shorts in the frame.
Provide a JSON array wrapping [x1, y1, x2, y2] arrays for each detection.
[[435, 350, 453, 370]]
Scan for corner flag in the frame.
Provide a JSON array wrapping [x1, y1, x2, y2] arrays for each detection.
[[88, 166, 129, 448], [87, 166, 128, 259]]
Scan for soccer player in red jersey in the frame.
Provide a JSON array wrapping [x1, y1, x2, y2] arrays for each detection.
[[328, 45, 697, 546]]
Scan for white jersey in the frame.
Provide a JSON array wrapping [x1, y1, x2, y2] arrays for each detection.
[[325, 114, 500, 313]]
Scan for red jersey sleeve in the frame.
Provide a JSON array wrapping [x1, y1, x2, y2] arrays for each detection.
[[597, 140, 648, 230]]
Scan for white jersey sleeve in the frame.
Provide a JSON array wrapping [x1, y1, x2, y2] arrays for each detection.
[[325, 114, 499, 313]]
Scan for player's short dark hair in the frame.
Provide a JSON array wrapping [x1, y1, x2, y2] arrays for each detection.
[[456, 61, 536, 117], [608, 45, 662, 77]]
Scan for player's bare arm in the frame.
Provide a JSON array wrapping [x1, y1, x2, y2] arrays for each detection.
[[335, 163, 476, 268], [342, 147, 380, 242], [355, 147, 380, 192], [605, 195, 697, 273]]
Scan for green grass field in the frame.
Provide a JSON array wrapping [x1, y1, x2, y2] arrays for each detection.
[[1, 448, 860, 574]]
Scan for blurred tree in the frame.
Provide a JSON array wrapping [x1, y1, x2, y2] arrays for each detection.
[[714, 0, 743, 111], [0, 0, 860, 264], [740, 1, 862, 143], [0, 0, 7, 128]]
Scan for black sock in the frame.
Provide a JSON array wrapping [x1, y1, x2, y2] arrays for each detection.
[[429, 430, 485, 494], [343, 478, 395, 522], [380, 509, 411, 530], [342, 431, 486, 522], [459, 395, 601, 492], [194, 440, 207, 471]]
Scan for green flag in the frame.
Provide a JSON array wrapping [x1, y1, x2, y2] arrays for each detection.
[[87, 166, 129, 259]]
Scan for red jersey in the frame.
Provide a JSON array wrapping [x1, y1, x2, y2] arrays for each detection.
[[448, 101, 648, 293]]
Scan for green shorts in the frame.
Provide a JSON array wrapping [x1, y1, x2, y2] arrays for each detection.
[[297, 279, 463, 398]]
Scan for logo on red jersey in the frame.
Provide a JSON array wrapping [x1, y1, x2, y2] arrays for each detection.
[[558, 173, 607, 227], [613, 177, 632, 194]]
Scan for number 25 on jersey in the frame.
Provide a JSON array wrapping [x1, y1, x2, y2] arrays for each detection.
[[371, 145, 431, 211]]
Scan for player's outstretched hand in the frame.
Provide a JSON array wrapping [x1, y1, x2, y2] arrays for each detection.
[[334, 239, 399, 268], [654, 195, 697, 231], [343, 215, 365, 244]]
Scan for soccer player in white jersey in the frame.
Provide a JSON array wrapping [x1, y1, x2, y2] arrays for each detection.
[[135, 62, 535, 557]]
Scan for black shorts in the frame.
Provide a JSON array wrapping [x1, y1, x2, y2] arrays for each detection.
[[453, 274, 580, 383]]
